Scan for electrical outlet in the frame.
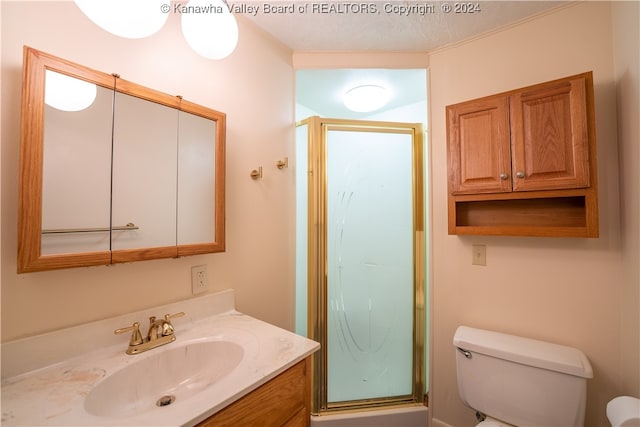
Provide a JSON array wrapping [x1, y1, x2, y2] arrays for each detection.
[[472, 244, 487, 266], [191, 265, 209, 294]]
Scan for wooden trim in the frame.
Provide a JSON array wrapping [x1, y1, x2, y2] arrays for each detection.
[[111, 246, 178, 264], [114, 77, 180, 109], [583, 72, 599, 237], [448, 71, 594, 107], [18, 47, 46, 273], [453, 225, 592, 238], [451, 187, 589, 202], [18, 252, 112, 274], [27, 46, 115, 89], [177, 242, 224, 257]]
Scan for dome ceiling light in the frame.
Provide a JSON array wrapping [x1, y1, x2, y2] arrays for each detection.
[[73, 0, 169, 39], [343, 85, 390, 113], [180, 0, 239, 60], [73, 0, 238, 60], [45, 70, 97, 112]]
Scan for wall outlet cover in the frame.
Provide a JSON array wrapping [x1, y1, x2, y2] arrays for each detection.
[[191, 265, 209, 294]]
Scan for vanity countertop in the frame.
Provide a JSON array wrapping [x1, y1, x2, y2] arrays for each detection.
[[1, 290, 320, 426]]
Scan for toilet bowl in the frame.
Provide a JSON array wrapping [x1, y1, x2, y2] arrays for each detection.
[[607, 396, 640, 427]]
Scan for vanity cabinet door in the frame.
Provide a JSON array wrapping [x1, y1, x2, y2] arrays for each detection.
[[447, 95, 511, 195], [509, 76, 590, 192], [197, 358, 311, 427]]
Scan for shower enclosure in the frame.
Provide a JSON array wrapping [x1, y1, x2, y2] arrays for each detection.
[[296, 117, 425, 416]]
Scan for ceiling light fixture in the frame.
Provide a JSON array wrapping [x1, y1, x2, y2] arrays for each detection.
[[45, 70, 97, 112], [343, 85, 390, 113], [73, 0, 238, 60], [180, 0, 239, 60], [73, 0, 169, 39]]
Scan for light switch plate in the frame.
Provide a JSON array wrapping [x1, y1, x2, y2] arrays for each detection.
[[472, 245, 487, 266]]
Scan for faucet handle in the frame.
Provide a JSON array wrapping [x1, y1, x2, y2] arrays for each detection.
[[114, 322, 144, 346], [164, 312, 185, 322], [161, 312, 185, 336]]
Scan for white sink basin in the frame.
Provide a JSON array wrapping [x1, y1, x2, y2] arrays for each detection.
[[84, 340, 243, 418]]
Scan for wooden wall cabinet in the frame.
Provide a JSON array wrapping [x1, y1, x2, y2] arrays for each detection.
[[446, 72, 598, 237], [196, 358, 311, 427]]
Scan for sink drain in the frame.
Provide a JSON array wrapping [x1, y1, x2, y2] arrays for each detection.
[[156, 395, 176, 407]]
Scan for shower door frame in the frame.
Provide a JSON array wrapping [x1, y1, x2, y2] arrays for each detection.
[[299, 116, 425, 415]]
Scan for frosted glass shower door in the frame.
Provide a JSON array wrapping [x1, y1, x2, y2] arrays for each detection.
[[326, 128, 414, 403]]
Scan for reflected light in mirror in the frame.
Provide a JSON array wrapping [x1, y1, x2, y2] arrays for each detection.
[[45, 70, 97, 112], [343, 85, 390, 113], [73, 0, 169, 39], [181, 0, 238, 60]]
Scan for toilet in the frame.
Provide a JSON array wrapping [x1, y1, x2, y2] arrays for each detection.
[[453, 325, 593, 426]]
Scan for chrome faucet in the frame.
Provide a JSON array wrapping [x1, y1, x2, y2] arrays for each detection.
[[115, 312, 185, 355]]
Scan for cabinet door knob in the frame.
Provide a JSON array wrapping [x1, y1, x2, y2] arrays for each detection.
[[516, 171, 526, 179], [499, 173, 508, 180]]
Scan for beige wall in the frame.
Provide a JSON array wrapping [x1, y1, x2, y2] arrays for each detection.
[[429, 3, 639, 427], [612, 0, 640, 401], [2, 2, 638, 426], [1, 2, 296, 340]]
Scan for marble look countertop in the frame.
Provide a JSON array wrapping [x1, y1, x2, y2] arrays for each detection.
[[1, 290, 320, 426]]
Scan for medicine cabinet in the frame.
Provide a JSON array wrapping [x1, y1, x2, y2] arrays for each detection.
[[18, 46, 226, 273], [446, 72, 598, 237]]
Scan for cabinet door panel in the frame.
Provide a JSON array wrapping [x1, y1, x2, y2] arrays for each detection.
[[111, 92, 179, 251], [41, 78, 113, 256], [197, 359, 308, 427], [447, 96, 511, 195], [510, 77, 589, 191]]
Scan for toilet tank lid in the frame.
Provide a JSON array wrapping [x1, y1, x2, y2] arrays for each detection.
[[453, 326, 593, 378]]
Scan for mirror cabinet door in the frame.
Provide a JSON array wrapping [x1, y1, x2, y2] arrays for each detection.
[[111, 91, 179, 262], [177, 101, 226, 256], [41, 71, 114, 256], [19, 47, 116, 272], [177, 110, 216, 245]]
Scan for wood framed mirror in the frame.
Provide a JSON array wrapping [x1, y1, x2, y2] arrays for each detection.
[[18, 46, 225, 273]]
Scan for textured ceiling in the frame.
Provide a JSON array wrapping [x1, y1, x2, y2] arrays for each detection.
[[246, 1, 566, 52], [244, 1, 567, 118]]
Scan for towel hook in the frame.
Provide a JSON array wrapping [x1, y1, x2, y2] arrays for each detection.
[[250, 166, 263, 180], [276, 157, 288, 170]]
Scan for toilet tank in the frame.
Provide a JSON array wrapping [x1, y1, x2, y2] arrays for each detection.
[[454, 326, 593, 427]]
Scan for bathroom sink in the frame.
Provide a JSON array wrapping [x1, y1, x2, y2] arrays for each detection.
[[84, 340, 243, 418]]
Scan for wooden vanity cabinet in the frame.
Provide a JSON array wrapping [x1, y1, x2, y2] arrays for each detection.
[[196, 357, 311, 427], [446, 72, 598, 237]]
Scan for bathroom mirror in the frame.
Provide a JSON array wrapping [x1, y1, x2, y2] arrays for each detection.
[[18, 46, 225, 273]]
